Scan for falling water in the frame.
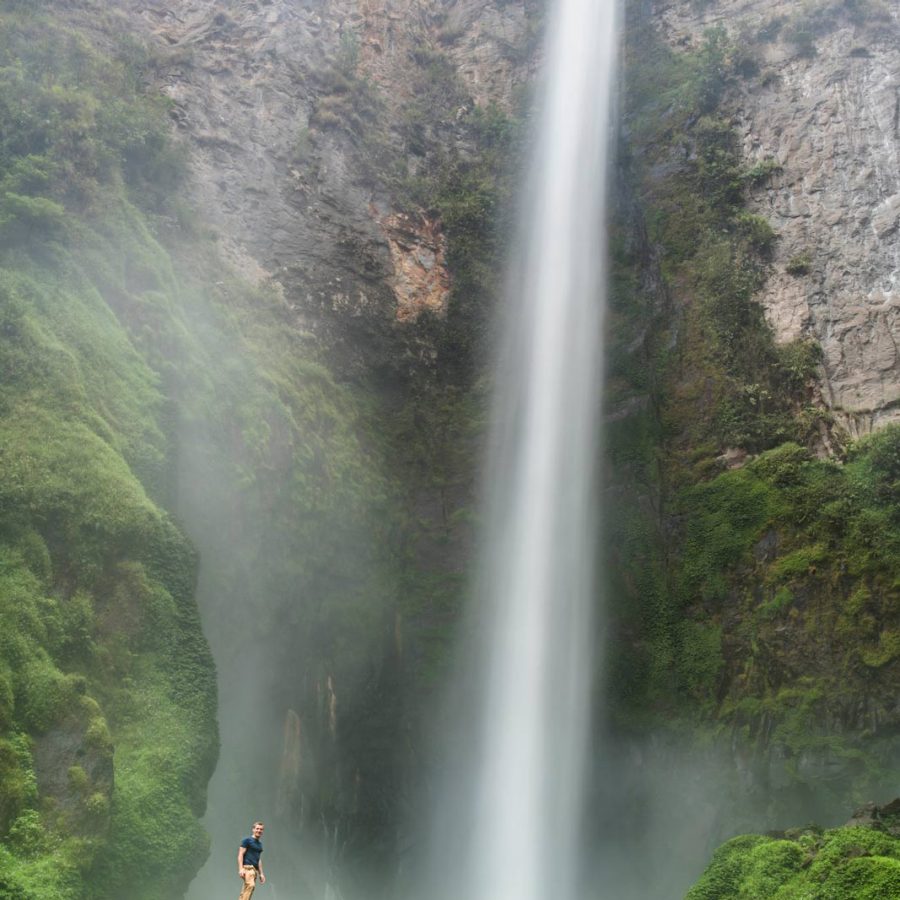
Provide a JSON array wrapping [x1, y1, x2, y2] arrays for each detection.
[[430, 1, 618, 898]]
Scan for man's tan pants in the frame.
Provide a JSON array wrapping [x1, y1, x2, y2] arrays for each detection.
[[239, 864, 258, 900]]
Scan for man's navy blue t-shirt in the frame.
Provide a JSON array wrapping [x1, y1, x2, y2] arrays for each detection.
[[241, 836, 263, 869]]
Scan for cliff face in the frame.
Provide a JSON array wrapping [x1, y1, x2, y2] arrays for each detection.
[[656, 0, 900, 434], [606, 3, 900, 886], [11, 0, 900, 895], [87, 0, 535, 375], [90, 0, 900, 880]]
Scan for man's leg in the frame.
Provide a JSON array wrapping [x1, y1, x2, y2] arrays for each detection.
[[238, 865, 257, 900]]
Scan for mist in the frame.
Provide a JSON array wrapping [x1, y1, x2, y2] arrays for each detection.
[[3, 1, 897, 899]]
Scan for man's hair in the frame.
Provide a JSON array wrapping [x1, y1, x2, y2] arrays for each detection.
[[252, 821, 264, 828]]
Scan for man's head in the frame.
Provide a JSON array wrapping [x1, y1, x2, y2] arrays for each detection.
[[252, 822, 264, 839]]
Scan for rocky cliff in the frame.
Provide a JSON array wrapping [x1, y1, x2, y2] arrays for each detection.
[[656, 0, 900, 434], [603, 2, 900, 892], [73, 0, 536, 377]]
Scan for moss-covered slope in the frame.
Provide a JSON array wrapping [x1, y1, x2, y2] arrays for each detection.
[[0, 10, 219, 898], [687, 804, 900, 899]]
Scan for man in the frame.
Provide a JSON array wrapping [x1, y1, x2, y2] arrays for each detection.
[[237, 821, 266, 899]]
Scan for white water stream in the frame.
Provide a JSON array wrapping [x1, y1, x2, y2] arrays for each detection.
[[431, 0, 618, 897]]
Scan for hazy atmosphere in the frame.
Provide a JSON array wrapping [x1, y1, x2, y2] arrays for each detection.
[[3, 0, 900, 899]]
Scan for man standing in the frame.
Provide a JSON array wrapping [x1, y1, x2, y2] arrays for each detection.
[[237, 821, 266, 899]]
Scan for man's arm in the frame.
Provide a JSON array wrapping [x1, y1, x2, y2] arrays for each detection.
[[238, 844, 246, 877], [258, 858, 265, 884]]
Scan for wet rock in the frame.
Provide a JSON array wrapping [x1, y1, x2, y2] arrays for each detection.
[[846, 800, 882, 829], [655, 0, 900, 431], [378, 210, 451, 322], [717, 447, 749, 469], [844, 799, 900, 834]]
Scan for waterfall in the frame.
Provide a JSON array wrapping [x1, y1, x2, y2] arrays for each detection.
[[425, 0, 618, 898]]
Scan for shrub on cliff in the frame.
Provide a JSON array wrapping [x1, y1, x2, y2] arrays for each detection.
[[687, 823, 900, 899]]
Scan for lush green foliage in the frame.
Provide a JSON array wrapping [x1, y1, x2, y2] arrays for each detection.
[[631, 429, 900, 801], [0, 233, 218, 894], [0, 12, 184, 223], [0, 9, 221, 898], [687, 826, 900, 899]]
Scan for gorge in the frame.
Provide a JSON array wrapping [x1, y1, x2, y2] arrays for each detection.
[[418, 0, 614, 897], [3, 0, 900, 899]]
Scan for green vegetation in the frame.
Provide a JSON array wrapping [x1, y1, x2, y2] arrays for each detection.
[[786, 252, 813, 276], [687, 825, 900, 899], [742, 158, 783, 186], [616, 420, 900, 800], [0, 11, 184, 222], [0, 8, 220, 897]]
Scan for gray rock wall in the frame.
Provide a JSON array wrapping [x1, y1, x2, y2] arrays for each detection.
[[91, 0, 534, 376], [656, 0, 900, 434]]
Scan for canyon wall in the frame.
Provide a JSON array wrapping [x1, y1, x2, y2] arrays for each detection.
[[85, 0, 537, 376], [7, 0, 900, 897], [657, 0, 900, 434], [604, 5, 900, 891]]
